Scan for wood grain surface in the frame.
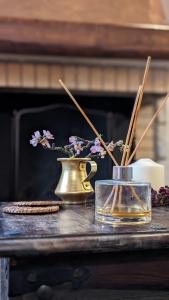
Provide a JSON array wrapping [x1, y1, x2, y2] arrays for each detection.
[[0, 18, 169, 58], [0, 203, 169, 256], [0, 258, 9, 300], [9, 289, 169, 300]]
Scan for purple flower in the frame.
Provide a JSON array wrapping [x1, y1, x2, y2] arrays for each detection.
[[43, 130, 54, 140], [90, 138, 106, 158], [94, 138, 101, 146], [30, 130, 54, 148], [90, 145, 101, 154], [69, 136, 77, 144], [68, 136, 84, 155], [74, 141, 83, 155], [90, 144, 105, 154], [90, 138, 103, 153], [30, 131, 41, 147]]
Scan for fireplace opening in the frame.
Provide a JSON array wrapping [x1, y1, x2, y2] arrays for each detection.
[[0, 88, 134, 201]]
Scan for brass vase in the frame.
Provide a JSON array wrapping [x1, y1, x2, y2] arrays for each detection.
[[54, 158, 97, 204]]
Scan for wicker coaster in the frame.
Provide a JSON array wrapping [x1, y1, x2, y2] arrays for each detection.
[[3, 205, 59, 214], [12, 201, 64, 207]]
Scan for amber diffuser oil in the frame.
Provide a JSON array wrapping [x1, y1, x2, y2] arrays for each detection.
[[95, 166, 151, 225]]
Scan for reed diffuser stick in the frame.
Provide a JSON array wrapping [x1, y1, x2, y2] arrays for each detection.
[[111, 57, 151, 211], [125, 56, 151, 165], [127, 93, 169, 165], [58, 79, 118, 166], [110, 185, 119, 212], [103, 186, 115, 209], [121, 85, 142, 166], [140, 56, 151, 91]]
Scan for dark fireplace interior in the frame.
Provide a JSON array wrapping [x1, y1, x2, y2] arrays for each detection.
[[1, 89, 134, 202]]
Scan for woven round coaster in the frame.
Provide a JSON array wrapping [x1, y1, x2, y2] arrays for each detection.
[[12, 201, 64, 207], [3, 205, 59, 214]]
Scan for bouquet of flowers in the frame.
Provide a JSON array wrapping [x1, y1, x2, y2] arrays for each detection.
[[30, 130, 125, 159]]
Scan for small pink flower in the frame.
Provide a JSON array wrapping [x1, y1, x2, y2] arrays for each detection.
[[90, 145, 99, 154], [90, 144, 104, 154], [94, 138, 100, 146], [30, 131, 41, 147], [69, 136, 77, 144], [90, 138, 103, 154], [43, 130, 54, 140], [74, 141, 83, 155], [30, 130, 54, 148]]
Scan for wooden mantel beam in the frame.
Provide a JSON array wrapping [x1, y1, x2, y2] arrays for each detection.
[[0, 18, 169, 58]]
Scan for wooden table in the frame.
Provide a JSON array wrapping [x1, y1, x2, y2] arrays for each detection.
[[1, 203, 169, 299]]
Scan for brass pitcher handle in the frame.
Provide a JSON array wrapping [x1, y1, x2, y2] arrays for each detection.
[[83, 161, 97, 182]]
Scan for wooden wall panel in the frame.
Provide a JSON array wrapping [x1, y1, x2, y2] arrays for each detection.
[[152, 69, 167, 93], [0, 0, 164, 25], [102, 67, 116, 92], [63, 66, 77, 90], [115, 68, 128, 92], [50, 65, 63, 89], [76, 66, 90, 91], [22, 64, 35, 88], [0, 59, 168, 95], [128, 67, 141, 92], [90, 67, 102, 91], [7, 63, 21, 87], [35, 64, 49, 89], [0, 63, 7, 86]]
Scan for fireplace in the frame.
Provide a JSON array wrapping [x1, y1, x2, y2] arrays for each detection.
[[1, 89, 134, 202], [1, 55, 169, 202]]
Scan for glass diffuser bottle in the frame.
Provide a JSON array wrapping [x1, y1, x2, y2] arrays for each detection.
[[95, 166, 151, 225]]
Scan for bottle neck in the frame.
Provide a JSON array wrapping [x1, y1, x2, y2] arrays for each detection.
[[113, 166, 133, 181]]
